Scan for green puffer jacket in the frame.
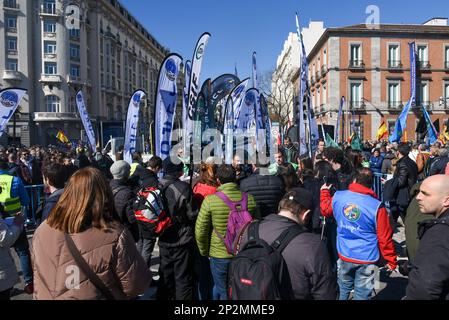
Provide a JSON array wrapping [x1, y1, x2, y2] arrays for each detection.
[[195, 183, 259, 259]]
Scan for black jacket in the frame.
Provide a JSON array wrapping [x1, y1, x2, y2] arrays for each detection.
[[110, 179, 139, 241], [297, 178, 322, 231], [158, 175, 199, 248], [335, 169, 352, 191], [239, 214, 338, 300], [40, 189, 64, 222], [392, 156, 418, 208], [240, 169, 285, 218], [406, 210, 449, 300], [428, 156, 449, 176]]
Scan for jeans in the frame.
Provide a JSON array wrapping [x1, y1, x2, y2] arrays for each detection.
[[210, 257, 231, 301], [337, 259, 376, 300], [13, 229, 33, 284], [136, 237, 156, 270]]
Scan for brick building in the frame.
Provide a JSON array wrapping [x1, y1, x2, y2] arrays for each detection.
[[292, 18, 449, 142]]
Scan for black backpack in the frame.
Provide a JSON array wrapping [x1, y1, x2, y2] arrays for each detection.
[[227, 220, 306, 300]]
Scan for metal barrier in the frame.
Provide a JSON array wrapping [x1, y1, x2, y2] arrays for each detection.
[[24, 184, 45, 223], [372, 173, 386, 201]]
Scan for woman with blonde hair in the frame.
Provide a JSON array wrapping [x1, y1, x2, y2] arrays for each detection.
[[32, 167, 151, 300]]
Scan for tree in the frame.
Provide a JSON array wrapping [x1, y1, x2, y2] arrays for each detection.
[[259, 70, 295, 134]]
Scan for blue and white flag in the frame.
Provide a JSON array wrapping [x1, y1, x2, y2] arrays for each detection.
[[422, 105, 438, 145], [124, 90, 146, 164], [224, 78, 250, 164], [390, 42, 416, 143], [236, 88, 258, 131], [252, 52, 258, 89], [186, 32, 211, 156], [0, 88, 26, 138], [335, 96, 345, 143], [182, 60, 191, 159], [295, 13, 308, 156], [75, 90, 96, 153], [232, 79, 251, 128], [155, 54, 183, 160]]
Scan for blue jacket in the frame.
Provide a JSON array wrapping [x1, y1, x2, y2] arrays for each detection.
[[0, 171, 30, 207], [369, 155, 384, 174], [333, 189, 382, 264]]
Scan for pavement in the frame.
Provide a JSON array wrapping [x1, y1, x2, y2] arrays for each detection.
[[11, 220, 409, 300]]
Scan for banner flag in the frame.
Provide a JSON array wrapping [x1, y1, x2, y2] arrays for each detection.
[[0, 88, 27, 138], [421, 106, 439, 145], [236, 88, 258, 131], [124, 90, 146, 164], [155, 54, 183, 160], [389, 42, 416, 143], [224, 78, 250, 164], [295, 13, 309, 157], [75, 90, 96, 153], [186, 32, 211, 157], [182, 60, 191, 159], [335, 96, 345, 143], [231, 78, 251, 129], [307, 97, 320, 156], [252, 52, 258, 89], [210, 74, 240, 111]]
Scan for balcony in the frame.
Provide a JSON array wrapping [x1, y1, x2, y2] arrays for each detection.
[[6, 27, 17, 33], [33, 112, 79, 122], [3, 0, 19, 10], [67, 75, 82, 84], [3, 70, 22, 82], [43, 32, 56, 39], [39, 4, 61, 16], [417, 101, 432, 110], [349, 60, 365, 70], [7, 49, 18, 56], [350, 101, 366, 109], [44, 53, 57, 59], [40, 74, 62, 83], [388, 60, 403, 70], [418, 61, 431, 71], [388, 101, 403, 109]]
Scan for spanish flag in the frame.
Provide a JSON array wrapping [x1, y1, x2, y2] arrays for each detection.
[[376, 121, 388, 141], [56, 130, 69, 144], [439, 124, 449, 144]]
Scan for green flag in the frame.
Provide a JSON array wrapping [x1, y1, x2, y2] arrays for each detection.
[[325, 133, 340, 148], [351, 133, 363, 151]]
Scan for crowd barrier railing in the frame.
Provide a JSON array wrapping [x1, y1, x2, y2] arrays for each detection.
[[372, 173, 386, 202]]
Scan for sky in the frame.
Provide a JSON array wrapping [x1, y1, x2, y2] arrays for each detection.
[[120, 0, 449, 82]]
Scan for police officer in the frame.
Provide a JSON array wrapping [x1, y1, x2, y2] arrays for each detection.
[[0, 157, 33, 294]]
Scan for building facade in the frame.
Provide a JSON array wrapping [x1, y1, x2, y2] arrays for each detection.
[[0, 0, 168, 147], [293, 18, 449, 142]]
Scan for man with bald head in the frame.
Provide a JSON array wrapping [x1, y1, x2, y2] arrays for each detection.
[[406, 175, 449, 300]]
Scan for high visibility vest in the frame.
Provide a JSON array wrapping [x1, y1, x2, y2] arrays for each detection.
[[130, 163, 139, 176], [0, 174, 21, 215]]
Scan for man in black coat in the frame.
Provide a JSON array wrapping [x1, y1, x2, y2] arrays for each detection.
[[39, 163, 66, 222], [157, 157, 199, 300], [109, 160, 139, 242], [406, 175, 449, 300], [323, 147, 353, 191], [389, 143, 418, 220], [240, 161, 285, 217]]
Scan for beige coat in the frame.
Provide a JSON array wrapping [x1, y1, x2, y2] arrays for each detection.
[[32, 221, 151, 300], [0, 219, 21, 292]]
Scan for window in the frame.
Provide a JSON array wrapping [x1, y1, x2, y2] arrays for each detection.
[[70, 65, 80, 78], [69, 28, 80, 38], [388, 44, 400, 67], [445, 47, 449, 69], [418, 81, 429, 106], [7, 59, 18, 71], [417, 45, 429, 68], [7, 37, 17, 51], [4, 0, 17, 8], [6, 16, 17, 29], [350, 44, 362, 66], [44, 21, 56, 33], [45, 95, 60, 113], [44, 62, 57, 74], [388, 82, 401, 107], [350, 82, 363, 107], [354, 120, 364, 140], [42, 0, 56, 14], [70, 44, 80, 59], [44, 41, 56, 54], [443, 83, 449, 107]]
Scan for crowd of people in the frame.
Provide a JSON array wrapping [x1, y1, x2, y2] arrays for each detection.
[[1, 137, 449, 300]]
